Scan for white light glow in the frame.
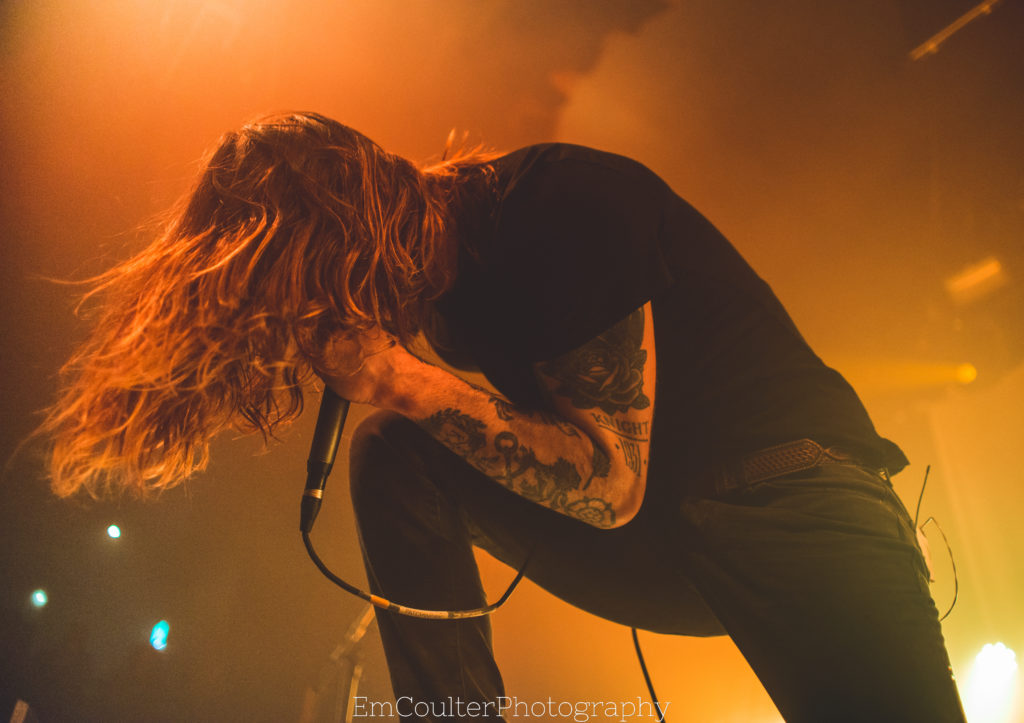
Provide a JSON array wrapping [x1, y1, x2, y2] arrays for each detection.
[[963, 643, 1019, 723], [30, 589, 48, 607], [107, 524, 121, 539]]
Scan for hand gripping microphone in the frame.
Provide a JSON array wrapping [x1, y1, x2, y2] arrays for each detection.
[[300, 387, 350, 532]]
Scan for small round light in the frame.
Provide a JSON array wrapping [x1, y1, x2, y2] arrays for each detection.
[[150, 620, 170, 651], [30, 589, 48, 607], [955, 363, 978, 385], [106, 524, 121, 539]]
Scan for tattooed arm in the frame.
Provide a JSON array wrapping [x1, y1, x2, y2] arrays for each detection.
[[319, 304, 655, 528], [531, 304, 655, 524]]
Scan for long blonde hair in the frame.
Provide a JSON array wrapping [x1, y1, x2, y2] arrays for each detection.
[[43, 111, 495, 498]]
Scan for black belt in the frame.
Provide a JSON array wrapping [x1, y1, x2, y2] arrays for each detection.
[[713, 438, 877, 495]]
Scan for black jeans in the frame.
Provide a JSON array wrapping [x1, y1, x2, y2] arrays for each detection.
[[349, 411, 965, 722]]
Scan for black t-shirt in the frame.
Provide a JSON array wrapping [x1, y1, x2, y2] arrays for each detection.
[[432, 143, 908, 496]]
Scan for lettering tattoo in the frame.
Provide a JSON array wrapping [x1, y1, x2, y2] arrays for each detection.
[[418, 406, 615, 527], [620, 439, 643, 476], [589, 413, 650, 440]]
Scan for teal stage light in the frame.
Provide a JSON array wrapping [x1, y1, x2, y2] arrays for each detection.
[[150, 620, 170, 651], [107, 524, 121, 539], [30, 589, 48, 608]]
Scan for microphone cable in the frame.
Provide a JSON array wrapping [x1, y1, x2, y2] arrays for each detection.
[[299, 387, 664, 716], [299, 386, 533, 619], [302, 529, 533, 620], [631, 627, 669, 723]]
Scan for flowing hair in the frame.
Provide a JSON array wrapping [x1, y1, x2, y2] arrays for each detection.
[[42, 111, 496, 498]]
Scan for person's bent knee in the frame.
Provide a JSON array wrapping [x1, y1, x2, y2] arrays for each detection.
[[348, 410, 432, 511], [349, 409, 407, 460]]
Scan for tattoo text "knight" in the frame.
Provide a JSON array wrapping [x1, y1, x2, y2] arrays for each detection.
[[590, 412, 650, 440]]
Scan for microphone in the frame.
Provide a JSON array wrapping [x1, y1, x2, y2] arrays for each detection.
[[300, 386, 350, 533]]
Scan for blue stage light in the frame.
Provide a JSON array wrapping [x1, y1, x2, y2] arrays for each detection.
[[150, 620, 170, 651]]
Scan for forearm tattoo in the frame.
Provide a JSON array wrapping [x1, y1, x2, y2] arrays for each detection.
[[418, 406, 615, 527], [538, 309, 651, 475], [415, 309, 650, 528], [490, 397, 580, 438]]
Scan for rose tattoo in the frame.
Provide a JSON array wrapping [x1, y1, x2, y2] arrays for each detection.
[[538, 309, 650, 415]]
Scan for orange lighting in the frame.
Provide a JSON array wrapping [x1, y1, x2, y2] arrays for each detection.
[[836, 359, 979, 392], [955, 363, 978, 385], [909, 0, 1003, 61], [944, 256, 1007, 306]]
